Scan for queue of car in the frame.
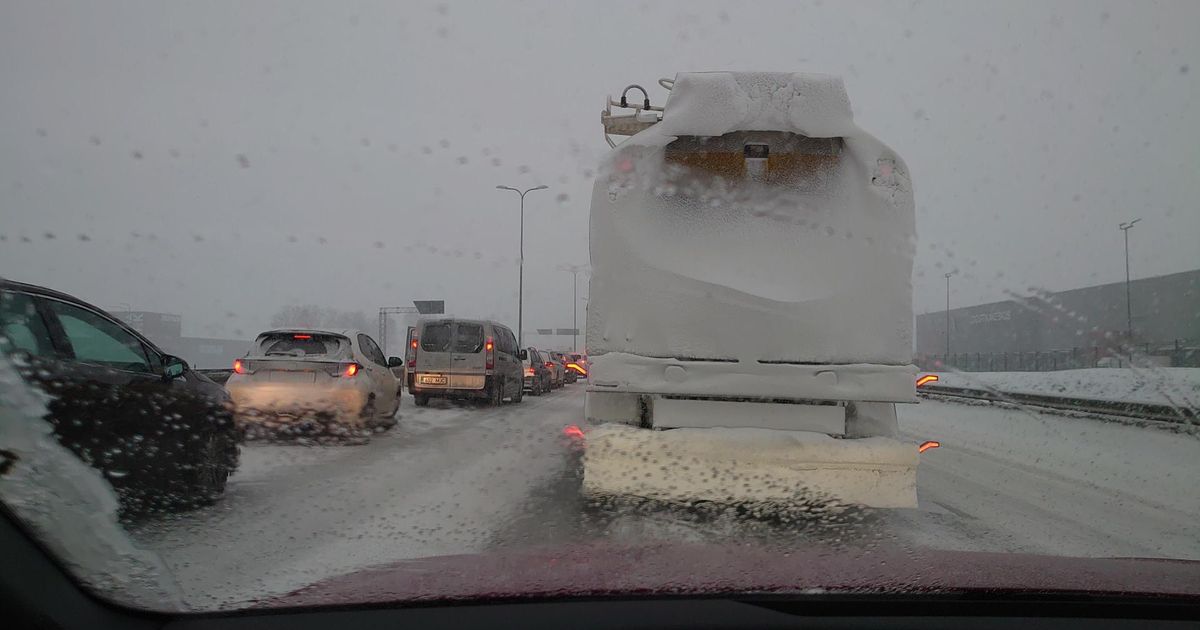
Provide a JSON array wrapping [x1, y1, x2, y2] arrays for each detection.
[[0, 280, 586, 516]]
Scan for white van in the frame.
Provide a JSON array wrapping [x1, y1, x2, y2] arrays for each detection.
[[409, 319, 525, 407]]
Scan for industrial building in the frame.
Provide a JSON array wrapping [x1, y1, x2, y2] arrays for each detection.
[[110, 311, 249, 369], [915, 269, 1199, 369]]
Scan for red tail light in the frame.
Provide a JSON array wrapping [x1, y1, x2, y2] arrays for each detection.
[[342, 362, 360, 377], [293, 334, 312, 340], [563, 425, 585, 440], [545, 362, 554, 368], [408, 338, 418, 368], [524, 367, 534, 377], [485, 337, 495, 370], [232, 359, 246, 374]]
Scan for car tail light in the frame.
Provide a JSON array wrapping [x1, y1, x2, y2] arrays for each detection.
[[293, 334, 312, 339], [524, 367, 534, 377], [545, 362, 554, 368], [232, 359, 247, 374], [563, 425, 585, 440], [341, 362, 361, 378], [485, 337, 495, 370]]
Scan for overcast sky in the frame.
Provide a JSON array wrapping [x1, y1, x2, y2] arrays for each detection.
[[2, 0, 1197, 344]]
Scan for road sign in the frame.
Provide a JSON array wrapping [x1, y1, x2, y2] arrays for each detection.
[[413, 300, 445, 314]]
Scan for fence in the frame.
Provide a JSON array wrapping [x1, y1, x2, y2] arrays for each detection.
[[914, 340, 1199, 372]]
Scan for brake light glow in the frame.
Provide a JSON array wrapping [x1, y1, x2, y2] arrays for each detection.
[[545, 362, 555, 368], [916, 374, 939, 387], [411, 338, 418, 350], [232, 359, 246, 374], [918, 440, 941, 453], [343, 363, 360, 377], [524, 367, 534, 376], [408, 337, 418, 368], [293, 334, 312, 340], [485, 337, 495, 370], [563, 425, 585, 440]]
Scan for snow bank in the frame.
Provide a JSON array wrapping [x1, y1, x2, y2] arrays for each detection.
[[587, 72, 915, 374], [931, 368, 1200, 410]]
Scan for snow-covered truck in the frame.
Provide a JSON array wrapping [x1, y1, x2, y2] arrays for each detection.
[[582, 72, 921, 509]]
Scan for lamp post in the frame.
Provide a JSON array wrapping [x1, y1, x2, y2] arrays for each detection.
[[944, 271, 954, 364], [1118, 218, 1141, 359], [496, 184, 548, 347], [558, 264, 588, 353]]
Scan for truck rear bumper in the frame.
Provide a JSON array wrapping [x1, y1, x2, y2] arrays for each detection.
[[588, 352, 917, 403], [581, 424, 918, 509]]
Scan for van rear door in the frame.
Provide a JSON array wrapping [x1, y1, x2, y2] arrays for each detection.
[[449, 321, 486, 390], [415, 320, 453, 387]]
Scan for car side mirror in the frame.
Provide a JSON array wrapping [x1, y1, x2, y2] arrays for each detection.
[[387, 356, 404, 368], [162, 355, 187, 381], [519, 349, 528, 361]]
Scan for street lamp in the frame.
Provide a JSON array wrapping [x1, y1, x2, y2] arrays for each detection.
[[1118, 218, 1141, 357], [944, 271, 955, 363], [558, 264, 588, 353], [496, 184, 549, 347]]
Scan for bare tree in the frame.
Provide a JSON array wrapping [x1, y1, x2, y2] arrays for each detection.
[[269, 305, 371, 331]]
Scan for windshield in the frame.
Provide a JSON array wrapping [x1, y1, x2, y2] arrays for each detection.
[[1, 0, 1198, 614], [259, 333, 345, 357]]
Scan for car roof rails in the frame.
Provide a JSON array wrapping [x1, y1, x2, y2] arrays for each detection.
[[601, 80, 671, 147]]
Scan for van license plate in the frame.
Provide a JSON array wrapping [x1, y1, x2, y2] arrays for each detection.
[[420, 374, 448, 385]]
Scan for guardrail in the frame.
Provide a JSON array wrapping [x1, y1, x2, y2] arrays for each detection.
[[919, 384, 1197, 425], [196, 368, 232, 385]]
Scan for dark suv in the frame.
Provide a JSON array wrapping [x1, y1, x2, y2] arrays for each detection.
[[0, 280, 240, 515]]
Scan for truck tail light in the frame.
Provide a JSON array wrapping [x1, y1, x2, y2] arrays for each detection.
[[485, 337, 495, 370]]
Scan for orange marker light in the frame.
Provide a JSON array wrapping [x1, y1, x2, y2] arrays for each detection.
[[916, 374, 939, 387], [918, 440, 941, 453]]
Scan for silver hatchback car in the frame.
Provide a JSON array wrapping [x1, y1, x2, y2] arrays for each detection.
[[408, 319, 525, 407], [226, 329, 403, 437]]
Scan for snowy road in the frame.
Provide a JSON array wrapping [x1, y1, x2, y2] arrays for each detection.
[[129, 385, 1200, 609]]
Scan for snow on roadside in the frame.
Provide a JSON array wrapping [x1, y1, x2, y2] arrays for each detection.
[[930, 367, 1200, 410]]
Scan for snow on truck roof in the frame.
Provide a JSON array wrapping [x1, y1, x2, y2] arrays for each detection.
[[658, 72, 855, 138]]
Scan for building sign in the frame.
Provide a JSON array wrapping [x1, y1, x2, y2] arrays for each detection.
[[969, 310, 1012, 325]]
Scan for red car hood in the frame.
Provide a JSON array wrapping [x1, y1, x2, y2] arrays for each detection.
[[261, 543, 1200, 608]]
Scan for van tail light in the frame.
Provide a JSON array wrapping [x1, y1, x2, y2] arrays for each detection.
[[524, 367, 534, 377], [341, 362, 361, 378], [232, 359, 247, 374], [408, 338, 418, 368], [485, 337, 495, 370]]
